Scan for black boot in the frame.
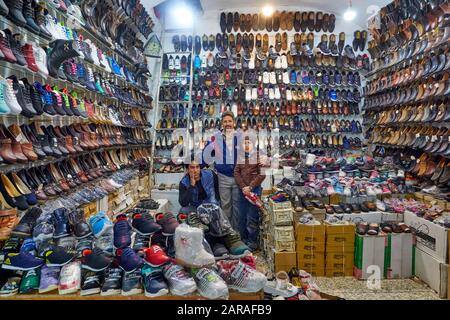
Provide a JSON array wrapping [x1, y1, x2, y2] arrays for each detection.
[[12, 207, 42, 237], [22, 0, 40, 34], [68, 209, 92, 239], [53, 208, 71, 238], [47, 40, 81, 78], [4, 0, 27, 26]]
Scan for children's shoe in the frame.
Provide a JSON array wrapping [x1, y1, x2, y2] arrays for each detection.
[[88, 211, 113, 238], [101, 267, 122, 296], [191, 267, 228, 299], [155, 212, 179, 236], [174, 224, 215, 267], [162, 262, 197, 296], [116, 247, 143, 273], [39, 265, 60, 293], [19, 268, 40, 293], [0, 272, 22, 296], [217, 259, 266, 293], [142, 264, 169, 297], [223, 232, 251, 258], [144, 245, 171, 267], [58, 261, 81, 295], [80, 270, 101, 296]]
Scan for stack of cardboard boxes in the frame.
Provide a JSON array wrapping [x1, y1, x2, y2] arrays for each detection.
[[265, 200, 297, 274], [325, 222, 355, 277], [295, 223, 326, 277]]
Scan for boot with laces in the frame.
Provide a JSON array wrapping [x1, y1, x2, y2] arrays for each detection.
[[47, 39, 81, 77]]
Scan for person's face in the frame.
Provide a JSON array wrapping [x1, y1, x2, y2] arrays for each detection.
[[222, 115, 235, 132], [244, 139, 253, 153], [188, 163, 201, 181]]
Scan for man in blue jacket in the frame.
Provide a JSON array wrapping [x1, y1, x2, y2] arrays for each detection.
[[179, 159, 219, 214]]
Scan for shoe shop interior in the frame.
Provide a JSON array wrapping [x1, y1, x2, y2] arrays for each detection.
[[0, 0, 449, 301]]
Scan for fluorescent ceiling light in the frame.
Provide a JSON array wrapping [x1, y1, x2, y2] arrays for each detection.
[[344, 0, 357, 21], [262, 5, 274, 17], [170, 2, 193, 28]]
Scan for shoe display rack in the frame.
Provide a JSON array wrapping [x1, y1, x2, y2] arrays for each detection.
[[363, 0, 450, 190], [0, 0, 156, 223]]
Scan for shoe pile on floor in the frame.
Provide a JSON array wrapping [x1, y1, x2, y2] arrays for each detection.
[[0, 198, 270, 298]]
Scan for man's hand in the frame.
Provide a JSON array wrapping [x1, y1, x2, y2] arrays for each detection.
[[189, 173, 197, 187], [242, 186, 251, 195]]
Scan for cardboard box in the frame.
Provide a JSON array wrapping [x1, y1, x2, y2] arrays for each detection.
[[404, 211, 448, 262], [297, 242, 325, 252], [298, 259, 325, 270], [297, 267, 325, 277], [385, 233, 414, 279], [382, 212, 404, 223], [354, 233, 387, 280], [325, 268, 353, 277], [326, 212, 383, 224], [325, 222, 356, 235], [273, 226, 295, 242], [326, 233, 355, 246], [297, 251, 325, 268], [326, 252, 354, 270], [273, 240, 296, 252], [295, 223, 326, 243], [270, 208, 293, 226], [326, 244, 355, 253], [415, 247, 448, 299], [273, 251, 297, 273]]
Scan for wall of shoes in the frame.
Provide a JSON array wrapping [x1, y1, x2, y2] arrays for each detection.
[[153, 8, 372, 171], [0, 0, 157, 230], [363, 1, 450, 188]]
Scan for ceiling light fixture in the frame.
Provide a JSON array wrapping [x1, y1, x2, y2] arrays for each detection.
[[262, 5, 274, 17], [172, 1, 193, 27], [343, 0, 357, 21]]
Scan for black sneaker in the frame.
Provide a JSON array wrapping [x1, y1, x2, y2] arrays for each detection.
[[41, 244, 76, 267], [101, 268, 122, 296], [131, 212, 162, 236], [121, 268, 143, 296], [80, 270, 101, 296], [132, 233, 149, 252], [81, 248, 112, 272], [76, 237, 93, 257]]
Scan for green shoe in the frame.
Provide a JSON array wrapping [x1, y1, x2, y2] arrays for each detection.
[[187, 213, 209, 232], [223, 232, 250, 258], [19, 268, 40, 294]]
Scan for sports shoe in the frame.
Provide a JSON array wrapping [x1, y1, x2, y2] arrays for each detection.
[[1, 251, 44, 270], [0, 272, 21, 296], [144, 245, 171, 267], [223, 232, 251, 258], [58, 261, 81, 295], [89, 211, 113, 238], [41, 243, 76, 267], [162, 262, 197, 296], [81, 248, 112, 272], [32, 222, 54, 244], [80, 270, 101, 296], [217, 259, 266, 293], [52, 208, 71, 239], [264, 271, 299, 298], [116, 247, 143, 273], [12, 207, 41, 237], [19, 268, 40, 293], [101, 267, 122, 296], [142, 264, 169, 297], [38, 265, 60, 293], [76, 236, 93, 255], [121, 268, 143, 296], [174, 224, 215, 267], [113, 214, 132, 248], [191, 267, 228, 299], [155, 212, 179, 236], [131, 233, 149, 251], [131, 212, 162, 236], [68, 210, 92, 239], [94, 228, 114, 256], [186, 212, 209, 232]]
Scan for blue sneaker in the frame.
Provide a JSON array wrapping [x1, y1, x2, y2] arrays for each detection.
[[194, 55, 201, 69], [1, 251, 44, 271], [289, 70, 297, 84], [142, 264, 168, 297], [89, 212, 113, 238], [0, 79, 11, 114], [329, 90, 337, 101], [113, 214, 132, 249], [20, 239, 36, 254], [116, 247, 143, 273]]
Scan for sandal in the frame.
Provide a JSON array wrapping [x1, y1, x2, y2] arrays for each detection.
[[357, 222, 368, 235], [367, 223, 380, 236]]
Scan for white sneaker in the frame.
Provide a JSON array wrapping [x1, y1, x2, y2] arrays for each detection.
[[283, 71, 290, 84], [274, 86, 281, 100], [269, 87, 275, 100], [274, 56, 281, 69], [58, 261, 81, 295], [201, 54, 207, 68], [32, 44, 49, 77], [163, 263, 197, 296], [4, 78, 22, 114], [305, 153, 316, 166], [217, 260, 266, 293], [249, 56, 255, 69], [263, 87, 269, 99], [245, 87, 251, 101], [251, 87, 258, 100], [376, 200, 386, 211], [192, 267, 228, 299], [264, 271, 298, 298], [270, 71, 276, 84], [281, 54, 288, 68], [263, 71, 269, 84], [286, 88, 292, 101]]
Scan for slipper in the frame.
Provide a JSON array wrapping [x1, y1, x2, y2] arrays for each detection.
[[381, 223, 393, 233], [308, 12, 315, 31], [286, 12, 294, 31], [280, 11, 287, 30], [226, 12, 233, 33], [239, 13, 245, 32], [258, 13, 265, 30], [233, 12, 240, 32], [315, 12, 323, 32], [398, 223, 411, 233], [296, 11, 305, 32], [357, 222, 368, 235], [273, 11, 280, 32], [300, 12, 308, 32], [252, 14, 259, 31], [328, 14, 336, 32], [282, 32, 288, 51], [322, 13, 330, 33], [266, 14, 273, 32], [367, 223, 380, 236], [246, 14, 252, 32]]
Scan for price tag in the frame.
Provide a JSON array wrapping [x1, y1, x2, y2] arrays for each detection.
[[432, 135, 437, 142], [416, 133, 420, 138]]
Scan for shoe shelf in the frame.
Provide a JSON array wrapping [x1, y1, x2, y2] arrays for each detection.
[[370, 143, 450, 160], [0, 291, 263, 300], [364, 93, 449, 112], [374, 122, 450, 130], [0, 16, 50, 46], [365, 33, 450, 79], [0, 144, 152, 174]]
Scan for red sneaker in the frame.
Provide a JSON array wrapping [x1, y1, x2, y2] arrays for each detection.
[[144, 245, 171, 267]]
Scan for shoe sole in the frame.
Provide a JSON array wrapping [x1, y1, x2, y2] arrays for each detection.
[[38, 285, 58, 294], [80, 288, 101, 296], [121, 288, 143, 296], [10, 231, 31, 237], [81, 264, 110, 272], [76, 231, 93, 240], [132, 227, 157, 237], [144, 261, 167, 268], [228, 250, 252, 259], [1, 264, 41, 271], [58, 288, 79, 295], [101, 289, 121, 296], [0, 290, 18, 297], [214, 254, 230, 261], [144, 288, 169, 297]]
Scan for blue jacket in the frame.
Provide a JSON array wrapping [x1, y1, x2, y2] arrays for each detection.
[[179, 169, 219, 208], [204, 134, 238, 177]]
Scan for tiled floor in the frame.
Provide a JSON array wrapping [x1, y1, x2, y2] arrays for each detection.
[[314, 277, 442, 300]]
